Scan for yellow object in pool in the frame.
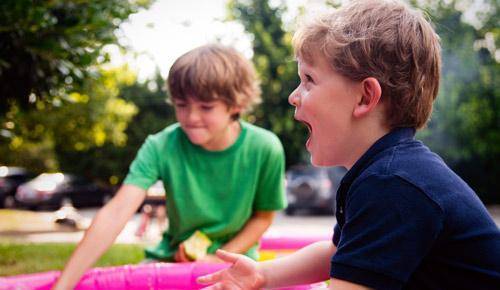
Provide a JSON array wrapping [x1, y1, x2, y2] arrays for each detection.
[[258, 249, 294, 261], [184, 230, 212, 261]]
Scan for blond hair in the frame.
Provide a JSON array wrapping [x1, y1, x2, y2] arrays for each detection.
[[293, 0, 441, 129], [167, 44, 261, 117]]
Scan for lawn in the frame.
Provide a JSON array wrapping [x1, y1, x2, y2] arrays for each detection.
[[0, 243, 144, 276]]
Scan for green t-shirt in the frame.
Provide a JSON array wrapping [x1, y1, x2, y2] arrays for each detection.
[[123, 121, 287, 261]]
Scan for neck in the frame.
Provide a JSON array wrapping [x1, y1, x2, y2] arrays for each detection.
[[343, 122, 390, 170], [202, 120, 241, 151]]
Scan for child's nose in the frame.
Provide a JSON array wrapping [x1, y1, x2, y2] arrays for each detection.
[[288, 90, 300, 107], [187, 108, 201, 122]]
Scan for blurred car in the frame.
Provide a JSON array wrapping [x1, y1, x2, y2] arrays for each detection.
[[0, 166, 35, 208], [15, 173, 113, 210], [285, 165, 346, 215]]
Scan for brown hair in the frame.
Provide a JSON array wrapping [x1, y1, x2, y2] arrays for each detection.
[[167, 44, 261, 117], [292, 0, 441, 129]]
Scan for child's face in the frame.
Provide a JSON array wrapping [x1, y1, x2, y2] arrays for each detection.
[[289, 55, 360, 167], [173, 97, 240, 150]]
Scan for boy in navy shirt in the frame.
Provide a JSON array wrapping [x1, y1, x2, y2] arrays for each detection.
[[198, 0, 500, 289]]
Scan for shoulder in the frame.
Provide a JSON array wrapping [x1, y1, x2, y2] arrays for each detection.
[[143, 123, 182, 147], [241, 121, 284, 153], [354, 139, 480, 217], [360, 139, 443, 177], [390, 142, 472, 195], [148, 123, 181, 141], [349, 173, 444, 219], [360, 140, 460, 197]]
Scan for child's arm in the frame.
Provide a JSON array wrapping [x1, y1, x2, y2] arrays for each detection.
[[329, 279, 372, 290], [52, 184, 146, 290], [193, 211, 274, 263], [198, 240, 335, 289], [221, 210, 275, 254]]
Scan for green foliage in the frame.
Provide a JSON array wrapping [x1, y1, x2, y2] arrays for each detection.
[[0, 0, 152, 112], [0, 243, 144, 276], [414, 0, 499, 202], [84, 70, 176, 184], [0, 67, 139, 181], [53, 67, 141, 182], [119, 71, 176, 151], [0, 0, 161, 184], [228, 0, 307, 167], [0, 66, 173, 185]]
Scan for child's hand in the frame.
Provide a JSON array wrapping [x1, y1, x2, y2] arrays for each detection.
[[197, 249, 265, 290], [174, 243, 191, 262]]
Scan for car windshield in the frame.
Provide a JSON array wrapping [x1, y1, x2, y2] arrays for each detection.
[[29, 173, 66, 191], [0, 166, 27, 177]]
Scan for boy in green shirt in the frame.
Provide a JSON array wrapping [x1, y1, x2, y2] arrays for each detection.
[[53, 44, 287, 290]]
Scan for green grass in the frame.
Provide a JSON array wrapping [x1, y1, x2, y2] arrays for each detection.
[[0, 243, 144, 276]]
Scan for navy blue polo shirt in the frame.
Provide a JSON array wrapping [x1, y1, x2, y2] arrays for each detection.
[[331, 127, 500, 290]]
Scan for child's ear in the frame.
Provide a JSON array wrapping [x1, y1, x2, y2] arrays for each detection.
[[229, 105, 242, 118], [353, 77, 382, 118]]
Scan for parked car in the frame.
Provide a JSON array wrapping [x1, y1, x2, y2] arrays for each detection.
[[0, 166, 35, 208], [285, 165, 346, 215], [15, 173, 113, 210]]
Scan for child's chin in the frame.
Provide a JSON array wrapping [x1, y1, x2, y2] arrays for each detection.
[[187, 137, 207, 146], [310, 156, 323, 167], [310, 156, 334, 167]]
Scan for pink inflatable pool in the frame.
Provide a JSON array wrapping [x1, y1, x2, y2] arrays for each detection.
[[0, 235, 331, 290], [260, 234, 330, 250]]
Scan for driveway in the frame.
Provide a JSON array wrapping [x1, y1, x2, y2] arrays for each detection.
[[1, 206, 499, 244]]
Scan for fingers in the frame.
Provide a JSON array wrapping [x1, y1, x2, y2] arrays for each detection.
[[199, 285, 224, 290], [200, 284, 236, 290], [197, 270, 223, 285], [174, 248, 180, 262], [174, 244, 190, 262], [214, 249, 240, 264], [178, 243, 190, 262]]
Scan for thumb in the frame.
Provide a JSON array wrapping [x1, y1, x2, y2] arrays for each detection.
[[197, 270, 222, 285], [215, 249, 240, 264]]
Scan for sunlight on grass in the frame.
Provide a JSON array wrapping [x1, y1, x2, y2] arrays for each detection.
[[0, 210, 57, 232]]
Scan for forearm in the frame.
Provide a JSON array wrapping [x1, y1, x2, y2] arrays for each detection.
[[260, 240, 335, 288], [55, 209, 128, 288], [53, 185, 145, 290], [221, 211, 275, 254]]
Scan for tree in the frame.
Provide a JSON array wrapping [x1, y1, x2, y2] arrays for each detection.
[[0, 0, 154, 183], [228, 0, 307, 167], [0, 67, 138, 183], [100, 70, 176, 184], [0, 0, 152, 113], [414, 0, 499, 202]]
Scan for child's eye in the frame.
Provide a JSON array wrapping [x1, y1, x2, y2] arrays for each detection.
[[174, 103, 187, 108], [201, 105, 214, 111]]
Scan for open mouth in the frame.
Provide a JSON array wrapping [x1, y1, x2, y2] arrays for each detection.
[[302, 121, 312, 134], [298, 120, 313, 149], [297, 118, 312, 134]]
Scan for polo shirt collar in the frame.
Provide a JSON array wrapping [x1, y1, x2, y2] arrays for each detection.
[[341, 127, 416, 185]]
